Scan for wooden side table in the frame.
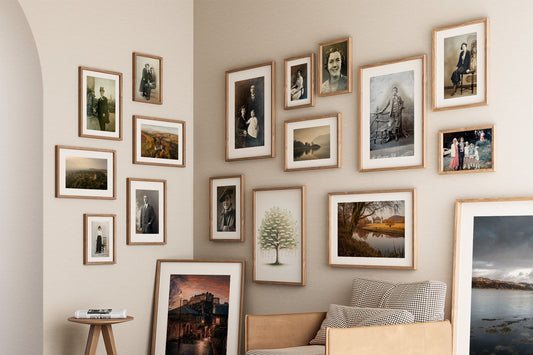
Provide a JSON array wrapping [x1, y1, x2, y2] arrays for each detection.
[[68, 316, 134, 355]]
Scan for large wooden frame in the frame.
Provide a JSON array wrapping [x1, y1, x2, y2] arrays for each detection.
[[318, 37, 352, 96], [209, 175, 245, 242], [133, 52, 163, 105], [83, 213, 116, 265], [284, 53, 315, 109]]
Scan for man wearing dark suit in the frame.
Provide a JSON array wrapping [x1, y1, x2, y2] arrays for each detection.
[[140, 195, 157, 233], [451, 43, 471, 96], [139, 63, 152, 99], [96, 86, 109, 131]]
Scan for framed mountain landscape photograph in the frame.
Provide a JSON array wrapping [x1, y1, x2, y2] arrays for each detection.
[[328, 189, 416, 269]]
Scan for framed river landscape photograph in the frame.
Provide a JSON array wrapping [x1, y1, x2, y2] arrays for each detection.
[[328, 189, 416, 269], [453, 197, 533, 354]]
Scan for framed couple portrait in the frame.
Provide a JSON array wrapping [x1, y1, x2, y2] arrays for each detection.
[[83, 214, 116, 265], [318, 37, 352, 97], [209, 175, 244, 242], [133, 52, 163, 105], [284, 53, 315, 109]]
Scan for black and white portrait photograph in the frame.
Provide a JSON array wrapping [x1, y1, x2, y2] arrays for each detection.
[[83, 214, 116, 265], [234, 77, 265, 149], [136, 189, 159, 234], [133, 52, 162, 104], [210, 175, 244, 242], [284, 53, 315, 109], [127, 178, 166, 245], [318, 37, 352, 96], [217, 186, 236, 232]]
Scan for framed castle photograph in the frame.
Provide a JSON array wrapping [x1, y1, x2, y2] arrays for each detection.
[[318, 37, 352, 96], [127, 178, 166, 245], [83, 214, 116, 265], [133, 52, 162, 104], [284, 53, 315, 109], [209, 175, 244, 242]]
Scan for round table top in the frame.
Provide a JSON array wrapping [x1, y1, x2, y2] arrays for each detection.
[[68, 316, 134, 325]]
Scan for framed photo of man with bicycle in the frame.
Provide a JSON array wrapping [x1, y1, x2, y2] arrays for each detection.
[[359, 55, 426, 172]]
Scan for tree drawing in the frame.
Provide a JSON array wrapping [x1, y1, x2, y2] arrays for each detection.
[[258, 206, 298, 265]]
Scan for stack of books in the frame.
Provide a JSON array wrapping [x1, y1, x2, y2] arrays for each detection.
[[74, 309, 127, 319]]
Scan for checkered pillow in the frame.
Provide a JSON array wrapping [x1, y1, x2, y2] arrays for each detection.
[[309, 304, 414, 345]]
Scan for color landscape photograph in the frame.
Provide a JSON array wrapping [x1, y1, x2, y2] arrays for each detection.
[[141, 123, 180, 160], [293, 125, 330, 161], [65, 156, 107, 190]]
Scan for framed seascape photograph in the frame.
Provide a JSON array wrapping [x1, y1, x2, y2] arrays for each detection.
[[359, 55, 426, 172], [55, 145, 116, 199], [253, 186, 306, 285], [78, 67, 122, 140], [439, 125, 495, 174], [284, 113, 341, 172], [83, 214, 116, 265], [133, 52, 162, 104], [328, 189, 416, 269], [318, 37, 352, 96], [127, 178, 166, 245], [225, 61, 275, 161], [209, 175, 244, 242], [433, 18, 489, 111], [133, 115, 185, 167], [453, 197, 533, 354], [284, 53, 315, 109], [151, 259, 244, 355]]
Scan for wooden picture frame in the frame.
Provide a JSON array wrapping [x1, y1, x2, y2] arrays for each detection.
[[133, 115, 185, 167], [284, 53, 315, 109], [318, 37, 352, 96], [209, 175, 245, 242], [252, 186, 306, 285], [78, 67, 122, 140], [453, 197, 533, 354], [432, 18, 489, 111], [328, 189, 416, 269], [127, 178, 167, 245], [359, 55, 426, 172], [83, 214, 116, 265], [55, 145, 116, 199], [284, 113, 342, 172], [133, 52, 163, 104], [151, 259, 245, 355], [439, 125, 495, 174], [225, 61, 275, 161]]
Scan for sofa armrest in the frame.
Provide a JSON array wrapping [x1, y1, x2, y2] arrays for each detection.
[[326, 320, 452, 355], [245, 312, 326, 352]]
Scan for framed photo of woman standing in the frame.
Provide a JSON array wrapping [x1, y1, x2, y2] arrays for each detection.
[[318, 37, 352, 97]]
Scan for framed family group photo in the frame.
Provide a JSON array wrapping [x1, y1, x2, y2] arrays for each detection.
[[328, 189, 416, 269], [127, 178, 166, 245], [433, 18, 489, 110], [359, 55, 426, 172], [284, 53, 315, 109], [209, 175, 244, 242], [83, 214, 116, 265], [318, 37, 352, 96], [133, 52, 162, 104]]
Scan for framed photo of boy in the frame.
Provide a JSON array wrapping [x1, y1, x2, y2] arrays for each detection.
[[78, 67, 122, 140], [318, 37, 352, 96], [55, 145, 116, 199], [209, 175, 244, 242], [253, 186, 306, 285], [328, 189, 416, 269], [359, 55, 426, 172], [439, 125, 495, 174], [133, 52, 162, 104], [284, 53, 315, 109], [433, 18, 489, 111], [226, 62, 275, 161], [133, 115, 185, 167], [127, 178, 166, 245], [284, 113, 341, 172], [83, 214, 116, 265]]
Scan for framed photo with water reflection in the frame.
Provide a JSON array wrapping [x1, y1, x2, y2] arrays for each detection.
[[284, 113, 341, 172], [328, 189, 416, 269], [453, 197, 533, 354]]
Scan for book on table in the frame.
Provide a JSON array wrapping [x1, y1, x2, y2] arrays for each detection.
[[74, 309, 127, 319]]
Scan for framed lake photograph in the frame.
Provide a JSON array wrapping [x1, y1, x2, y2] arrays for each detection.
[[151, 259, 244, 355], [284, 113, 341, 172], [253, 186, 306, 285], [453, 197, 533, 354], [439, 125, 495, 174], [55, 145, 116, 199], [284, 53, 315, 109], [78, 67, 122, 140], [209, 175, 244, 242], [433, 18, 489, 111], [127, 178, 166, 245], [359, 55, 426, 172], [133, 115, 185, 167], [83, 214, 116, 265], [328, 189, 416, 269], [225, 61, 275, 161], [133, 52, 162, 104], [318, 37, 352, 96]]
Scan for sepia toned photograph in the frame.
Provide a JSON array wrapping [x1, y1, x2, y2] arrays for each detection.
[[127, 178, 166, 245], [133, 52, 162, 104], [318, 37, 352, 96], [209, 175, 244, 242], [83, 214, 116, 265], [284, 53, 315, 109]]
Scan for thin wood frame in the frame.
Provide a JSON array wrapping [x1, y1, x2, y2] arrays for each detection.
[[318, 37, 353, 96], [132, 52, 163, 105], [252, 186, 306, 285], [284, 53, 315, 109], [83, 214, 116, 265], [209, 175, 245, 242]]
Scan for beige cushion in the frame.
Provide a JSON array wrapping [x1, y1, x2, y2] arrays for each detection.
[[246, 345, 325, 355]]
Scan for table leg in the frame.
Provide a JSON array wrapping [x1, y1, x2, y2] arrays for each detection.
[[85, 325, 101, 355], [102, 325, 117, 355]]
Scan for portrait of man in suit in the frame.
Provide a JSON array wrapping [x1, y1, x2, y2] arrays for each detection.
[[137, 192, 159, 234]]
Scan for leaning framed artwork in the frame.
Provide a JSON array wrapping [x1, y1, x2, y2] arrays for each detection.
[[453, 197, 533, 354], [133, 52, 163, 104], [151, 259, 244, 355], [83, 214, 116, 265], [359, 55, 426, 172], [225, 61, 275, 161], [253, 186, 306, 285], [133, 115, 185, 167], [318, 37, 352, 96], [209, 175, 245, 242], [284, 53, 315, 109], [78, 67, 122, 140], [127, 178, 166, 245], [433, 18, 489, 111], [55, 145, 116, 199], [284, 113, 341, 172], [328, 189, 416, 269]]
